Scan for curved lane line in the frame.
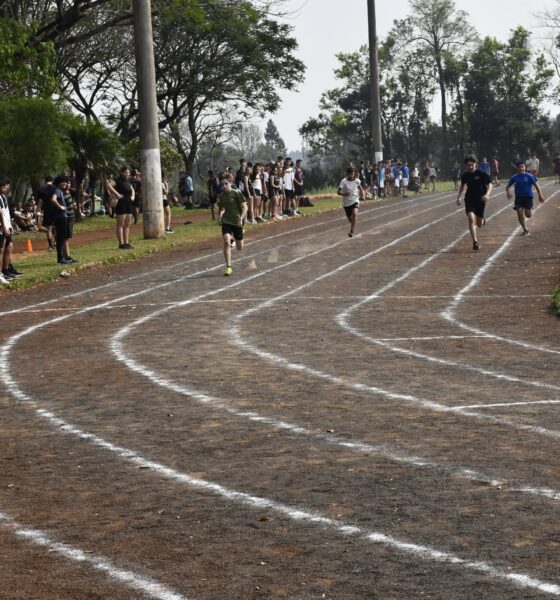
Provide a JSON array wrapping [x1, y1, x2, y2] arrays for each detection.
[[0, 512, 190, 600]]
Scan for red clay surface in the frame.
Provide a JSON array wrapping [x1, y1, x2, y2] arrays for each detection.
[[1, 185, 560, 599]]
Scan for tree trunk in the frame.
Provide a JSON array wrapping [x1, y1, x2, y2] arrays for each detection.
[[435, 53, 449, 168]]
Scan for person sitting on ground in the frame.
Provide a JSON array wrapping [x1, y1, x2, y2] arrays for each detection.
[[11, 199, 36, 231]]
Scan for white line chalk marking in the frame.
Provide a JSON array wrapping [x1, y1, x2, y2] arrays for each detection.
[[0, 512, 190, 600], [1, 417, 559, 597]]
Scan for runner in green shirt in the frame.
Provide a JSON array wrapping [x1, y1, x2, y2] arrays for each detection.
[[218, 179, 248, 276]]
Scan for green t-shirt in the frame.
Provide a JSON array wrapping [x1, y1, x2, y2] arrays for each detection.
[[218, 189, 246, 226]]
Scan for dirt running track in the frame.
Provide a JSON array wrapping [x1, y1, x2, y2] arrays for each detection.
[[1, 185, 560, 600]]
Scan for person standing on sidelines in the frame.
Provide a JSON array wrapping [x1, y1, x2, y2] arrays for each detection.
[[51, 174, 77, 264], [506, 160, 544, 236], [106, 166, 135, 249], [456, 156, 492, 251], [526, 153, 540, 176], [338, 167, 365, 238], [218, 178, 248, 276], [0, 177, 22, 284], [553, 154, 560, 185]]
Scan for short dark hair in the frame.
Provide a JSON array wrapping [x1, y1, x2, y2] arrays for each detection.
[[0, 176, 10, 186], [515, 159, 525, 167], [44, 175, 53, 182], [54, 174, 70, 186], [464, 156, 477, 164]]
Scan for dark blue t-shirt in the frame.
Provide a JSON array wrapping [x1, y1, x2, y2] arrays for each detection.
[[508, 173, 537, 198]]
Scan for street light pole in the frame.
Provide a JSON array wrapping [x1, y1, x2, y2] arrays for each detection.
[[367, 0, 383, 164], [133, 0, 164, 239]]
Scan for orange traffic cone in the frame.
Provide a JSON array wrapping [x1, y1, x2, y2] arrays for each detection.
[[26, 239, 33, 253]]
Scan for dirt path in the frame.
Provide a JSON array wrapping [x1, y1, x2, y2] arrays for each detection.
[[1, 187, 559, 599]]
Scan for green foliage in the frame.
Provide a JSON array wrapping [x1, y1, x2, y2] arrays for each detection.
[[66, 119, 123, 183], [264, 120, 287, 154], [0, 96, 69, 186], [0, 19, 56, 95], [554, 284, 560, 316], [464, 28, 554, 163], [300, 44, 438, 163], [123, 138, 183, 175]]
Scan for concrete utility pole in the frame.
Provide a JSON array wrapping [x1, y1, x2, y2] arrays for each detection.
[[367, 0, 383, 164], [133, 0, 164, 239]]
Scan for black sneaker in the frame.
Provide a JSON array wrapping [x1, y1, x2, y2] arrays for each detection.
[[2, 270, 16, 280], [8, 265, 23, 276], [473, 241, 480, 251], [67, 257, 79, 263], [123, 243, 133, 249]]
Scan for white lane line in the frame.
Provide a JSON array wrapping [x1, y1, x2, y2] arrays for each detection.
[[8, 293, 551, 315], [111, 192, 556, 497], [108, 199, 560, 495], [2, 414, 560, 597], [0, 512, 190, 600], [230, 194, 560, 437], [453, 400, 560, 410], [336, 185, 560, 391], [442, 193, 560, 356], [372, 335, 488, 341], [0, 191, 450, 318], [4, 204, 560, 593]]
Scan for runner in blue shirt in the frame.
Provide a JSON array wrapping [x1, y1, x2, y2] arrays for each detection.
[[479, 158, 491, 176], [506, 160, 545, 235]]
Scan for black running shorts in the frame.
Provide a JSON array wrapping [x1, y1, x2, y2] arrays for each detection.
[[222, 223, 244, 241]]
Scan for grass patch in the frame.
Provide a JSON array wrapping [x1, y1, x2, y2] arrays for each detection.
[[553, 284, 560, 317], [2, 195, 338, 293]]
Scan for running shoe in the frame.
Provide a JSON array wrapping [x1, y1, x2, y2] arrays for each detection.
[[348, 231, 353, 238], [224, 266, 233, 276], [57, 258, 73, 265], [8, 265, 23, 276], [473, 241, 480, 251], [2, 270, 16, 280], [0, 273, 10, 285], [67, 257, 79, 263], [521, 229, 530, 236], [165, 227, 174, 233]]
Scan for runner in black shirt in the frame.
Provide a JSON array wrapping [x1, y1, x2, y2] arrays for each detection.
[[457, 156, 492, 251]]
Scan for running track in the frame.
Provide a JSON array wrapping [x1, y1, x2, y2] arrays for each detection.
[[1, 184, 559, 599]]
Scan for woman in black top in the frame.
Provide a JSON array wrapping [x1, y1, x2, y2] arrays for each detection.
[[106, 166, 135, 249]]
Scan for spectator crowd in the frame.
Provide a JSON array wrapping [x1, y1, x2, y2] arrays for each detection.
[[0, 151, 547, 286]]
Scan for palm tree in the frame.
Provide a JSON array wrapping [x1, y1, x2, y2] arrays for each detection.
[[66, 119, 122, 218]]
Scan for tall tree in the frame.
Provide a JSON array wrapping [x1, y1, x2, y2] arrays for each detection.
[[300, 44, 437, 164], [264, 119, 287, 154], [391, 0, 474, 165], [464, 28, 553, 165]]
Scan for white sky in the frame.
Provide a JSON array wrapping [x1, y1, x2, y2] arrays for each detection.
[[265, 0, 556, 151]]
